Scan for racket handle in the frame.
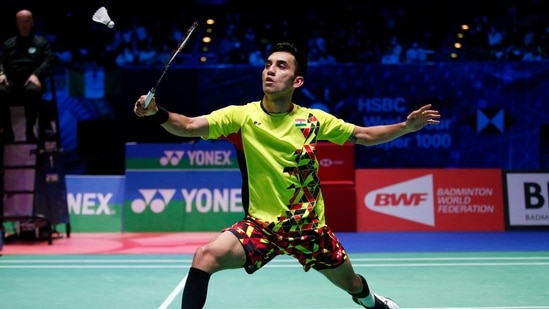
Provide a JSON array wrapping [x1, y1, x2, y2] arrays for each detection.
[[144, 88, 155, 108]]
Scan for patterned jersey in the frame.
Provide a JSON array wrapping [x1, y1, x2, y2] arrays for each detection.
[[205, 100, 354, 232]]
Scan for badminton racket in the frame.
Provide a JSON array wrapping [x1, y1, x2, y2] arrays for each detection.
[[144, 21, 199, 108]]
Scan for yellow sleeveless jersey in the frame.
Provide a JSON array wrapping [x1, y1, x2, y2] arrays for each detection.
[[205, 100, 354, 232]]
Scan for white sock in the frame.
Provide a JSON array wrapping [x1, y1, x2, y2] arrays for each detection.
[[357, 294, 375, 308]]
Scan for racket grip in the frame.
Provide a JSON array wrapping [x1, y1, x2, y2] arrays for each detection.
[[144, 88, 155, 108]]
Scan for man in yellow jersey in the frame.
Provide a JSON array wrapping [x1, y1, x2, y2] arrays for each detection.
[[134, 42, 441, 309]]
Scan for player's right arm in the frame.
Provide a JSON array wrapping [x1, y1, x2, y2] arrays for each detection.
[[134, 94, 209, 138]]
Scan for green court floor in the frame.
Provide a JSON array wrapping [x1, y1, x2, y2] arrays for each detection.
[[1, 251, 548, 309]]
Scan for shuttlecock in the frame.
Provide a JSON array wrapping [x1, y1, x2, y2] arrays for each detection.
[[92, 6, 115, 28]]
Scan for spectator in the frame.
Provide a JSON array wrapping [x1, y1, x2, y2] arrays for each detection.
[[307, 30, 337, 64], [114, 43, 137, 66], [405, 41, 428, 63], [217, 23, 241, 64], [381, 35, 402, 64]]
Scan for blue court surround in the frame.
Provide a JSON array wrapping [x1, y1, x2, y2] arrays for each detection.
[[337, 231, 549, 253]]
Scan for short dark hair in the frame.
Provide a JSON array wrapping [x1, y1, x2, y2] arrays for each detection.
[[267, 42, 309, 77]]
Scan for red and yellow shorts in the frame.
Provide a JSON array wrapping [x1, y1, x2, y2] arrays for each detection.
[[224, 217, 348, 274]]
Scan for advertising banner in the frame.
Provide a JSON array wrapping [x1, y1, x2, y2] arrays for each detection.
[[355, 169, 504, 231], [65, 175, 124, 232], [124, 140, 243, 232], [504, 171, 549, 229], [316, 142, 355, 184]]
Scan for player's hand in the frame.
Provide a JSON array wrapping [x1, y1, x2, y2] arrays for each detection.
[[405, 104, 440, 132], [134, 95, 159, 117]]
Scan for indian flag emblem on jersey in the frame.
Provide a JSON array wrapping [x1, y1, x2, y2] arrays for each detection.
[[295, 118, 307, 127]]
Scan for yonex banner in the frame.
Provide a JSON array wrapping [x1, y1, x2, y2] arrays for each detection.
[[124, 140, 243, 232], [125, 140, 239, 170], [355, 169, 504, 231], [504, 171, 549, 229], [65, 175, 124, 232]]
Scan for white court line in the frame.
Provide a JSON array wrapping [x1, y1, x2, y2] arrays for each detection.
[[2, 255, 549, 269], [0, 265, 191, 268], [162, 306, 549, 309], [267, 262, 549, 267], [2, 262, 549, 269], [279, 256, 547, 261], [158, 274, 187, 309], [156, 305, 549, 309], [404, 307, 549, 309], [158, 306, 549, 309], [2, 256, 549, 263], [0, 259, 194, 263]]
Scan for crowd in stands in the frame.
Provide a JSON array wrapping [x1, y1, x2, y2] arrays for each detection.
[[2, 0, 548, 68], [462, 3, 549, 61]]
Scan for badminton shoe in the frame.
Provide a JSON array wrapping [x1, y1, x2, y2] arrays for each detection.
[[352, 292, 400, 309]]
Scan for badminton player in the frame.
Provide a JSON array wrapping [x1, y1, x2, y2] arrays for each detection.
[[134, 42, 440, 309]]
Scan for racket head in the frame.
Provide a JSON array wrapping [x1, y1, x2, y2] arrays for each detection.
[[166, 21, 199, 66], [143, 21, 198, 107]]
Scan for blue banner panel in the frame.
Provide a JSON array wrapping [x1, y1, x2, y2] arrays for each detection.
[[124, 140, 243, 232], [125, 139, 239, 170], [65, 175, 124, 232]]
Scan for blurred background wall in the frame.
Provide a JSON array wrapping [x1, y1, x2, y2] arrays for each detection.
[[1, 0, 548, 174]]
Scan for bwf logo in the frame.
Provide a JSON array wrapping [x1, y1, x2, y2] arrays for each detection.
[[364, 175, 435, 226], [131, 189, 176, 213]]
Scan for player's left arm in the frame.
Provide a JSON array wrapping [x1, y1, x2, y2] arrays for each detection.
[[348, 104, 440, 146]]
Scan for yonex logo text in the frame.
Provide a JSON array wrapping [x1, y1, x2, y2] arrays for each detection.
[[68, 193, 114, 215], [131, 188, 243, 214], [160, 150, 233, 166]]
